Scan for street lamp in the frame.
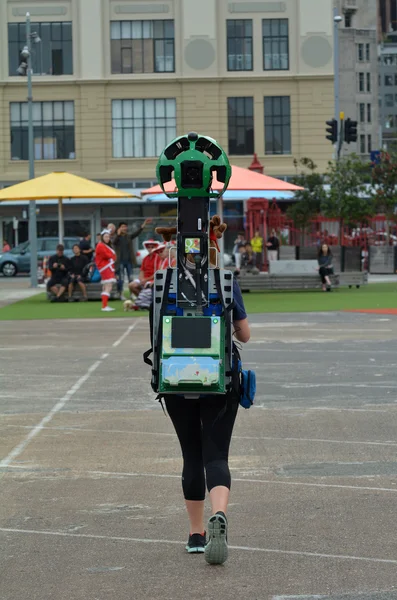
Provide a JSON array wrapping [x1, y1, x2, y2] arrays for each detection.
[[17, 12, 40, 287]]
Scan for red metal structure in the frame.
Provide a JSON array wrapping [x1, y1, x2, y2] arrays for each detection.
[[247, 153, 264, 174], [244, 197, 396, 272]]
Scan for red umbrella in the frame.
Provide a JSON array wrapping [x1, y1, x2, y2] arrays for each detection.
[[142, 164, 303, 195]]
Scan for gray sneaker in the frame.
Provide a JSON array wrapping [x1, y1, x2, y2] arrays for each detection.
[[204, 511, 228, 565]]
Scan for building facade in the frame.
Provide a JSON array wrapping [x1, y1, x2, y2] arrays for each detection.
[[378, 0, 397, 38], [378, 0, 397, 148], [0, 0, 335, 247], [334, 0, 380, 157], [379, 40, 397, 148]]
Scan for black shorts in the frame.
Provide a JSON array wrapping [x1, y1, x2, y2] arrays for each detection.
[[47, 276, 69, 289], [69, 274, 85, 285]]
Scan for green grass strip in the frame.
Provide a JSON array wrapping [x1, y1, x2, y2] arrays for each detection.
[[0, 283, 396, 320]]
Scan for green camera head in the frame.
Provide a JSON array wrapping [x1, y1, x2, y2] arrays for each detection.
[[156, 132, 231, 198]]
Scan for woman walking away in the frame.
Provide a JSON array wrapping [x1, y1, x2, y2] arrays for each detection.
[[158, 217, 251, 565], [95, 230, 117, 311], [318, 243, 333, 292]]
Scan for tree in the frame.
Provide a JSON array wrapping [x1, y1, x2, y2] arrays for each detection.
[[322, 155, 375, 237], [371, 150, 397, 233], [287, 158, 326, 230]]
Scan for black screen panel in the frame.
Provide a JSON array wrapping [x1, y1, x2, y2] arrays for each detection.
[[171, 317, 211, 348]]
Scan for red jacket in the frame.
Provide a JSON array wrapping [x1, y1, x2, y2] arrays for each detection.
[[142, 252, 161, 280], [95, 242, 116, 274]]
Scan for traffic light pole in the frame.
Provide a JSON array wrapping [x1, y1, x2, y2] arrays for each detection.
[[333, 8, 340, 161], [26, 12, 38, 287], [337, 112, 344, 161]]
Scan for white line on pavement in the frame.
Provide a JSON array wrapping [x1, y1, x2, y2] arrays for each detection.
[[0, 346, 58, 351], [0, 361, 102, 468], [4, 425, 397, 449], [86, 470, 397, 494], [1, 527, 397, 565], [112, 322, 138, 347], [2, 465, 397, 494], [0, 324, 137, 468]]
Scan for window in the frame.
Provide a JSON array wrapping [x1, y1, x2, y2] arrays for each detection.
[[359, 103, 365, 122], [112, 98, 176, 158], [383, 54, 396, 66], [262, 19, 289, 70], [43, 239, 59, 252], [366, 73, 371, 92], [357, 43, 364, 61], [360, 134, 366, 153], [226, 20, 253, 71], [8, 21, 72, 76], [395, 73, 397, 85], [385, 74, 393, 86], [110, 20, 175, 74], [345, 12, 352, 27], [10, 101, 75, 160], [358, 72, 364, 92], [264, 96, 291, 155], [366, 43, 370, 61], [367, 134, 372, 153], [367, 103, 371, 123], [227, 97, 254, 155]]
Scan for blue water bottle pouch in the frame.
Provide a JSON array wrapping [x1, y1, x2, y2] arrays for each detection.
[[90, 267, 101, 283], [240, 365, 256, 409]]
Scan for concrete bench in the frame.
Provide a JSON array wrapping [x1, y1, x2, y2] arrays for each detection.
[[237, 270, 368, 292], [238, 273, 340, 292], [269, 260, 319, 276]]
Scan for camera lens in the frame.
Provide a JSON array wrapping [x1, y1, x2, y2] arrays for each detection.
[[186, 167, 199, 181], [181, 160, 204, 189]]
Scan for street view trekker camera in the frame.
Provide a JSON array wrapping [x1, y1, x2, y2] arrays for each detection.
[[145, 132, 234, 398]]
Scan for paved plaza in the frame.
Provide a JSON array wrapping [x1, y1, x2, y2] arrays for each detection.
[[1, 312, 397, 599]]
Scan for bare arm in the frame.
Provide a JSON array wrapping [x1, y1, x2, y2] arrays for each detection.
[[233, 318, 250, 343]]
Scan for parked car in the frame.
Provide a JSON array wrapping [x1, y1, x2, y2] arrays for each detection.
[[0, 237, 80, 277], [135, 247, 233, 267]]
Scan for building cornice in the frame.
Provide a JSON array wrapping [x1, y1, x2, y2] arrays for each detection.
[[0, 73, 334, 88]]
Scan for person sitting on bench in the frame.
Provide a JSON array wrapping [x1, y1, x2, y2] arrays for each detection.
[[241, 243, 259, 274], [47, 244, 71, 301], [68, 244, 88, 302], [318, 243, 333, 292]]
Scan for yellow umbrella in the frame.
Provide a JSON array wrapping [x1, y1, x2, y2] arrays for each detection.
[[0, 171, 138, 243]]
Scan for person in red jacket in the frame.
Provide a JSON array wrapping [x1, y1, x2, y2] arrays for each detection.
[[95, 230, 117, 312], [128, 239, 160, 298], [153, 241, 177, 270]]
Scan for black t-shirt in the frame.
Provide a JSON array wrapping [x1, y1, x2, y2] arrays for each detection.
[[119, 235, 130, 262], [79, 239, 94, 262], [267, 236, 279, 251], [49, 254, 70, 280], [70, 254, 88, 275], [318, 254, 332, 267]]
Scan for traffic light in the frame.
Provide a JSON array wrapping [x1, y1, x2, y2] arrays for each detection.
[[325, 119, 338, 144], [344, 118, 358, 144]]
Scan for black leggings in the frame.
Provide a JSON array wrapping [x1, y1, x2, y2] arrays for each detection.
[[319, 266, 332, 284], [165, 395, 238, 501]]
